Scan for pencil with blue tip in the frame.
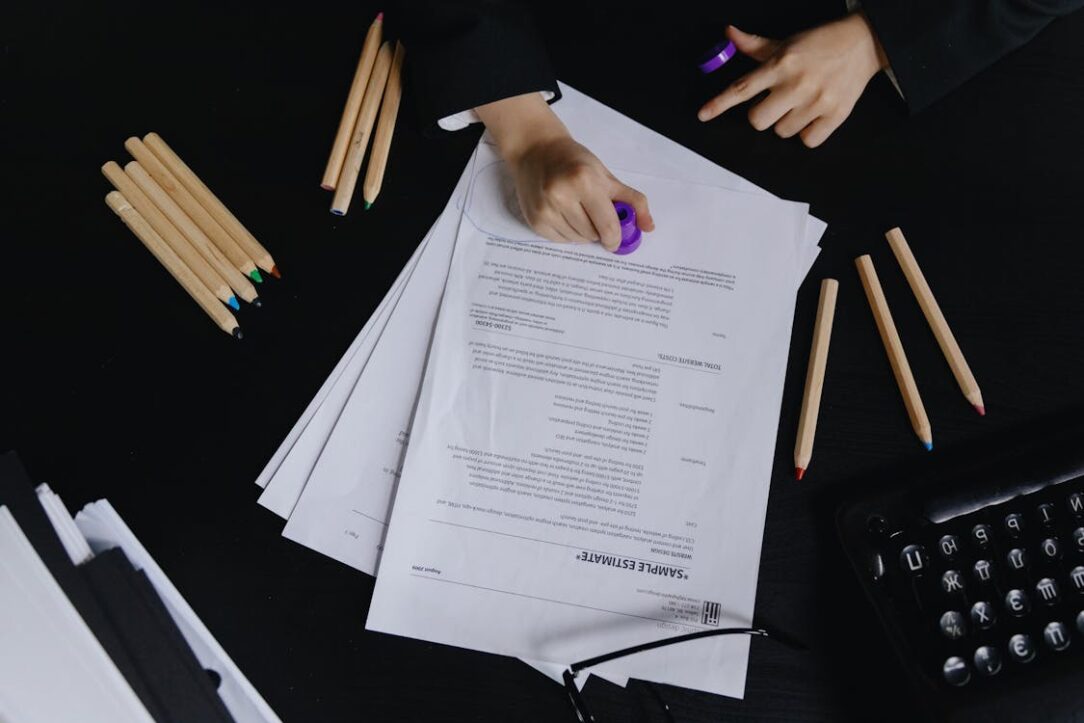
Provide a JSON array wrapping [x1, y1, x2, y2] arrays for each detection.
[[855, 254, 933, 451], [102, 161, 239, 310], [105, 192, 242, 339]]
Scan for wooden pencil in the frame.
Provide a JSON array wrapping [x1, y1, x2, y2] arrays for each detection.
[[885, 227, 984, 416], [321, 11, 384, 191], [362, 41, 405, 210], [855, 254, 933, 451], [125, 161, 260, 306], [794, 278, 839, 480], [125, 136, 261, 282], [102, 161, 238, 310], [331, 41, 393, 216], [105, 191, 241, 338], [142, 133, 279, 278]]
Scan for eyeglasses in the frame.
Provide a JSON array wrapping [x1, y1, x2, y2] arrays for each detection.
[[561, 621, 806, 722]]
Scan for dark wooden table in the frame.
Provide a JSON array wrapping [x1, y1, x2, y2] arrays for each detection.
[[5, 2, 1084, 720]]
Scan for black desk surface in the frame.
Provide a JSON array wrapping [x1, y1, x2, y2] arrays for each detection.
[[5, 2, 1084, 721]]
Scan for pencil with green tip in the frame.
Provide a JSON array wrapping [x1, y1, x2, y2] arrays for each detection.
[[856, 254, 933, 451], [362, 41, 404, 210]]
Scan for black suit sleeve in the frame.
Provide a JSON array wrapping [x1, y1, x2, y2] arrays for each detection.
[[862, 0, 1084, 112], [397, 1, 559, 132]]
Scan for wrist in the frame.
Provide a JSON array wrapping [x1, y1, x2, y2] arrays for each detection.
[[475, 92, 569, 165], [848, 11, 890, 78]]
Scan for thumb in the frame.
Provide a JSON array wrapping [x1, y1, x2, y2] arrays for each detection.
[[611, 180, 654, 233], [727, 25, 779, 63]]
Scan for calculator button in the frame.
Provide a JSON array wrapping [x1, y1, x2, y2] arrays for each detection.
[[973, 646, 1001, 676], [866, 514, 889, 540], [1006, 548, 1027, 571], [1004, 513, 1024, 537], [1008, 634, 1036, 663], [939, 611, 967, 640], [1035, 577, 1059, 604], [1070, 566, 1084, 593], [1040, 537, 1060, 560], [1038, 502, 1056, 526], [1077, 611, 1084, 636], [973, 559, 994, 584], [1070, 492, 1083, 516], [938, 534, 961, 559], [942, 656, 970, 687], [972, 524, 992, 549], [900, 544, 927, 574], [1043, 621, 1071, 651], [941, 570, 965, 594], [868, 552, 885, 581], [1073, 527, 1084, 552], [1005, 589, 1030, 616], [971, 601, 997, 629]]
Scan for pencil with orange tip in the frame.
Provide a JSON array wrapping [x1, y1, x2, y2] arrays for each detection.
[[856, 255, 933, 451], [362, 41, 404, 210], [885, 227, 984, 416], [331, 40, 393, 216], [322, 11, 384, 191], [142, 132, 280, 279], [105, 192, 241, 339], [794, 279, 839, 481]]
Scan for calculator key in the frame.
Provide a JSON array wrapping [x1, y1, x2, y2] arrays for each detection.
[[939, 611, 968, 640], [868, 552, 885, 582], [1037, 502, 1056, 526], [1006, 548, 1027, 571], [972, 524, 992, 550], [1005, 589, 1030, 616], [973, 646, 1001, 676], [1040, 537, 1060, 560], [1043, 621, 1071, 651], [1008, 634, 1036, 663], [973, 559, 994, 584], [1035, 577, 1060, 604], [866, 514, 889, 540], [1004, 513, 1024, 537], [942, 656, 971, 687], [1070, 492, 1083, 517], [900, 544, 927, 574], [1073, 527, 1084, 552], [1070, 566, 1084, 593], [939, 534, 961, 559], [1077, 610, 1084, 636], [942, 570, 965, 594], [971, 601, 997, 629]]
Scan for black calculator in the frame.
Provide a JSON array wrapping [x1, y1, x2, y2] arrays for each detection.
[[837, 434, 1084, 721]]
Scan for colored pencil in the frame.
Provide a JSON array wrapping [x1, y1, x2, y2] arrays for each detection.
[[362, 41, 404, 210], [102, 161, 238, 310], [125, 161, 260, 306], [794, 278, 839, 480], [106, 192, 241, 338], [321, 11, 384, 191], [855, 255, 933, 451], [331, 41, 393, 216], [885, 227, 984, 416], [125, 136, 262, 282], [142, 133, 280, 278]]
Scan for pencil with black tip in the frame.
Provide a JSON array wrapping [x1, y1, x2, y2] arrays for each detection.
[[885, 227, 984, 416], [362, 41, 404, 210], [856, 254, 933, 451], [794, 279, 838, 480], [142, 133, 280, 279], [106, 192, 241, 339]]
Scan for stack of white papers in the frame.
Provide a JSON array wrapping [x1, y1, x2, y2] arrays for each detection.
[[255, 83, 823, 697]]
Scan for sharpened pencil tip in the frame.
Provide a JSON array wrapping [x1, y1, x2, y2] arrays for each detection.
[[227, 296, 240, 310], [252, 297, 262, 308], [364, 201, 372, 210], [232, 327, 243, 340], [795, 467, 805, 481], [376, 11, 383, 22], [974, 404, 985, 417], [250, 269, 263, 283], [270, 265, 281, 279], [923, 441, 933, 452]]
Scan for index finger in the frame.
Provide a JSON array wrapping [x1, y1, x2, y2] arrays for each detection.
[[698, 66, 778, 122]]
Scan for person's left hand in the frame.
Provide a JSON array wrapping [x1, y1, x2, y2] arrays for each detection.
[[698, 13, 890, 148]]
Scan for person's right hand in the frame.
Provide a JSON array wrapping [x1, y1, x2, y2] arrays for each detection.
[[476, 93, 653, 251]]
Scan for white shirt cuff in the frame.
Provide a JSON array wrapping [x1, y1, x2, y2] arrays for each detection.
[[437, 90, 557, 131]]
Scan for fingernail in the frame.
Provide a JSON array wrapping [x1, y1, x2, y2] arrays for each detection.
[[697, 109, 710, 122]]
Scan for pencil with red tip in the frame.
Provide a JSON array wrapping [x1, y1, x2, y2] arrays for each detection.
[[885, 227, 984, 416], [794, 279, 839, 481]]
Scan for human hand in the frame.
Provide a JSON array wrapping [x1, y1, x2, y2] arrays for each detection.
[[476, 93, 653, 250], [698, 13, 890, 148]]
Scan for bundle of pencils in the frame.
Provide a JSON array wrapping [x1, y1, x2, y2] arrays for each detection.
[[102, 133, 280, 338], [321, 12, 405, 215]]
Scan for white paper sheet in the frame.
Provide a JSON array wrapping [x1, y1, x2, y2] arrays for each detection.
[[366, 167, 808, 698]]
